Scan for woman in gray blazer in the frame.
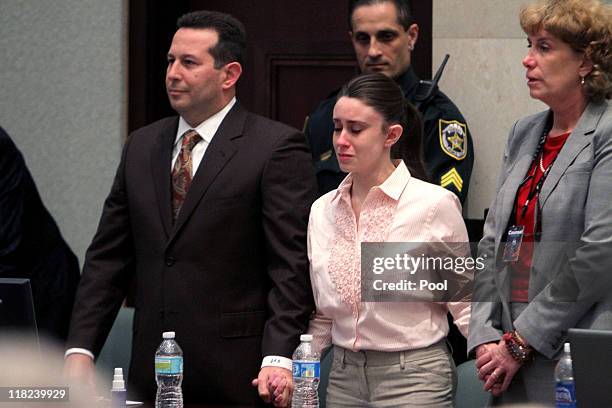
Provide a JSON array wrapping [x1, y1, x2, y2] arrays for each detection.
[[467, 0, 612, 404]]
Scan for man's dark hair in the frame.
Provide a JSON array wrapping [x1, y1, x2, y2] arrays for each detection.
[[337, 73, 428, 182], [177, 10, 246, 68], [348, 0, 414, 30]]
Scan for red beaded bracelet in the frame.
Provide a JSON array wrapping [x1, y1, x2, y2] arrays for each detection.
[[502, 331, 533, 364]]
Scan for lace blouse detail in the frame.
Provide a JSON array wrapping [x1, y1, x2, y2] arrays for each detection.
[[327, 188, 397, 307]]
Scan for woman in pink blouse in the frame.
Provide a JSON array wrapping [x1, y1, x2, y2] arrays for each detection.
[[307, 73, 472, 407]]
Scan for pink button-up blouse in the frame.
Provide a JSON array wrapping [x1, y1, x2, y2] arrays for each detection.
[[307, 161, 471, 353]]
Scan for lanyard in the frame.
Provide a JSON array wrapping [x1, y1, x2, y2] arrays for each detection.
[[514, 116, 554, 222], [519, 162, 554, 219]]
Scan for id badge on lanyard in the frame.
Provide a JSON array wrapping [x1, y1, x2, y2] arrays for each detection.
[[502, 225, 525, 262]]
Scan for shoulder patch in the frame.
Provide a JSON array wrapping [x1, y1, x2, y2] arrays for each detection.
[[439, 119, 467, 160], [440, 168, 463, 192]]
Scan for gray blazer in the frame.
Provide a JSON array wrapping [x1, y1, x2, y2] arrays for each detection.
[[468, 99, 612, 359]]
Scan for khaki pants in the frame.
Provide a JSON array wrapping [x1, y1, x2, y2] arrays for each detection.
[[326, 341, 456, 407]]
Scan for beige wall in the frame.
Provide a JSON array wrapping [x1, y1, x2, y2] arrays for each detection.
[[432, 0, 546, 219], [0, 0, 127, 264]]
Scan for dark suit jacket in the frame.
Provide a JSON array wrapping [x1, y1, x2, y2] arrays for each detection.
[[0, 127, 80, 342], [67, 103, 317, 405]]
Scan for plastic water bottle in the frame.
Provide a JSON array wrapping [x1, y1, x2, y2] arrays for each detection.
[[555, 342, 576, 408], [291, 334, 320, 408], [155, 331, 183, 408], [110, 367, 127, 408]]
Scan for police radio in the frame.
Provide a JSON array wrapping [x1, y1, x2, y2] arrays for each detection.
[[413, 54, 450, 109]]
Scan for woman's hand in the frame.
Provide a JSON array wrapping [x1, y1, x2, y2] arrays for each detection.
[[476, 340, 522, 397], [475, 343, 502, 395]]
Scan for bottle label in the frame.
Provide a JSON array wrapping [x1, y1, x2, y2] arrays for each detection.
[[155, 356, 183, 375], [555, 380, 576, 408], [292, 360, 320, 379]]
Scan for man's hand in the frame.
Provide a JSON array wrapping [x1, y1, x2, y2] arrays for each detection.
[[476, 341, 521, 397], [251, 366, 293, 407], [63, 354, 96, 395]]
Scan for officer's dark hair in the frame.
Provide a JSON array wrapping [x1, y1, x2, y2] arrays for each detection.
[[348, 0, 414, 31], [177, 10, 246, 69], [337, 73, 428, 181]]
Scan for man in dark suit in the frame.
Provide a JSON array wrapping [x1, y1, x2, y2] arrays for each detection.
[[0, 127, 80, 343], [64, 11, 316, 406]]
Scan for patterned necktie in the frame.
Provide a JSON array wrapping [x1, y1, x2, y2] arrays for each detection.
[[171, 129, 202, 221]]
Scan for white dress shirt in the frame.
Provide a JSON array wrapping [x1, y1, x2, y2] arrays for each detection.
[[171, 97, 236, 174]]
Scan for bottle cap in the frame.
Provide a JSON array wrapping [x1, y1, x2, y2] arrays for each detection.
[[564, 342, 571, 353], [112, 367, 125, 391], [300, 334, 313, 342], [163, 331, 176, 339]]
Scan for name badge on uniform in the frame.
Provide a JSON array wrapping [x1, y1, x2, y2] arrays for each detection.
[[502, 225, 525, 262]]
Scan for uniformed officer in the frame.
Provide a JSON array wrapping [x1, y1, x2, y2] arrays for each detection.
[[305, 0, 474, 203]]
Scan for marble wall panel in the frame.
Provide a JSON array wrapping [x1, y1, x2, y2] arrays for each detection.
[[433, 0, 548, 220]]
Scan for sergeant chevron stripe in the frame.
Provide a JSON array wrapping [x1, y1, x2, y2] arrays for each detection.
[[440, 168, 463, 192]]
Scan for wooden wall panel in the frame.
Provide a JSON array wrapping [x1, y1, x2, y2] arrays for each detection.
[[268, 56, 357, 129]]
